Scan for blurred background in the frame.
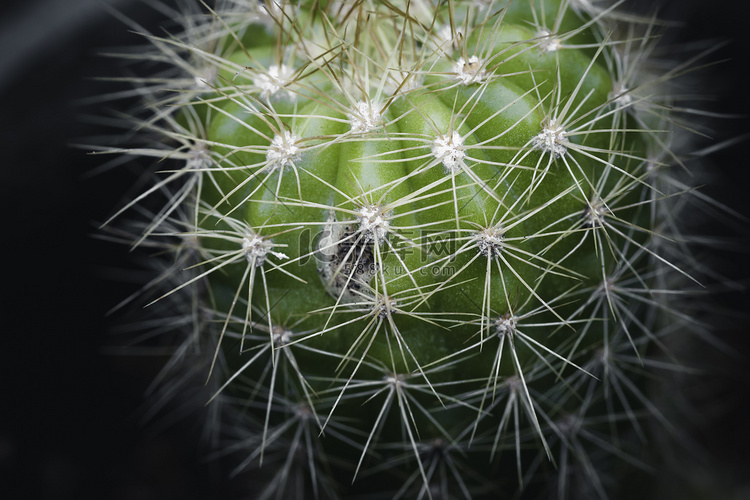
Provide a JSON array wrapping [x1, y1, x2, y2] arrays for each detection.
[[1, 1, 749, 498]]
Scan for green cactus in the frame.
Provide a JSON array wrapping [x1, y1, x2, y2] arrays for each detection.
[[98, 0, 734, 498]]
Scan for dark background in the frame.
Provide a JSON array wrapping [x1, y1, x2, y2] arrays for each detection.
[[1, 1, 749, 499]]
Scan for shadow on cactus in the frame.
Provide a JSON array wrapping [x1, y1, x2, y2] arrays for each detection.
[[95, 0, 740, 498]]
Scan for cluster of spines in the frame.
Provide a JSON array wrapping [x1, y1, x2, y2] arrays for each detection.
[[97, 1, 723, 498]]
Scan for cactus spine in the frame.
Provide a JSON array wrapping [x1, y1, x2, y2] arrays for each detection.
[[100, 0, 728, 498]]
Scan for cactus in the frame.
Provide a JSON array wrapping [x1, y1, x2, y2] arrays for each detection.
[[98, 0, 735, 498]]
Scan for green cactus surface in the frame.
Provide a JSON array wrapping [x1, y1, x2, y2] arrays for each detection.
[[98, 0, 730, 498]]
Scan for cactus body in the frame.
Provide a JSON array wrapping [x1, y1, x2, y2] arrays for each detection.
[[103, 1, 722, 498]]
